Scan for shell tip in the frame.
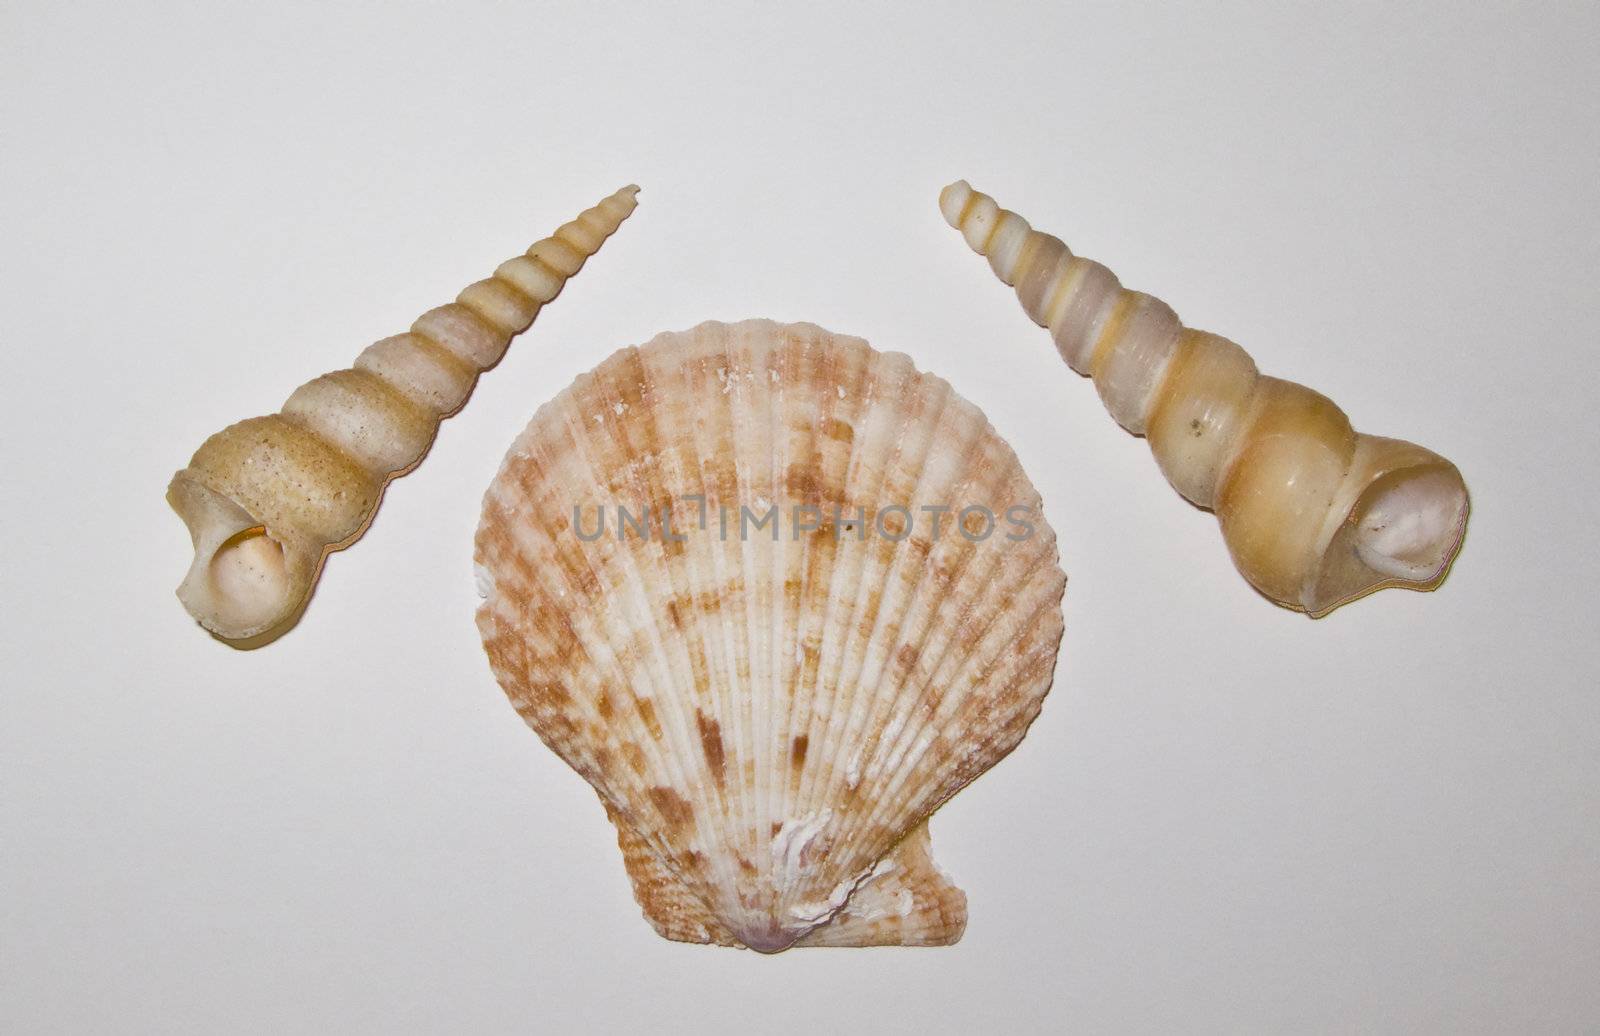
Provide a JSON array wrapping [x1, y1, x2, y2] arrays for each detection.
[[612, 184, 642, 215], [938, 180, 973, 227]]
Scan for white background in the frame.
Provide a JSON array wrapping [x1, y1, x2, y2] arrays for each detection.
[[3, 1, 1597, 1031]]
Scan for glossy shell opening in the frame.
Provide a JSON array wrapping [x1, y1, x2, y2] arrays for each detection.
[[1305, 454, 1469, 617], [1352, 465, 1470, 582]]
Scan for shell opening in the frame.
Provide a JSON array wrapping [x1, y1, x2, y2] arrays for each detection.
[[1351, 465, 1468, 582], [205, 527, 291, 633], [170, 476, 303, 641]]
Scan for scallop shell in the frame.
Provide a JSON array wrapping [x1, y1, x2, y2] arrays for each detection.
[[940, 180, 1469, 617], [168, 185, 640, 646], [474, 320, 1066, 950]]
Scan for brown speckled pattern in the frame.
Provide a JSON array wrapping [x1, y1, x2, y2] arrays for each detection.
[[474, 320, 1066, 950]]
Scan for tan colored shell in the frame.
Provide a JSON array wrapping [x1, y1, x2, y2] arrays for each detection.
[[474, 320, 1065, 951], [168, 185, 640, 645], [940, 180, 1469, 617]]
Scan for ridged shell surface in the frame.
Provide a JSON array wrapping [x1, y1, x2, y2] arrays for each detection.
[[939, 180, 1469, 616], [168, 185, 640, 646], [474, 320, 1066, 950]]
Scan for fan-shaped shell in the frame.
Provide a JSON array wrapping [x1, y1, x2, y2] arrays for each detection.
[[474, 320, 1066, 950]]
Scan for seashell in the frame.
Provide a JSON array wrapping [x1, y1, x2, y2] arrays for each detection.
[[474, 319, 1066, 950], [168, 185, 640, 645], [939, 180, 1468, 617]]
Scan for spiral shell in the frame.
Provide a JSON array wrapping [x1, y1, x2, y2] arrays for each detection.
[[474, 320, 1066, 950], [167, 185, 640, 645], [940, 180, 1468, 616]]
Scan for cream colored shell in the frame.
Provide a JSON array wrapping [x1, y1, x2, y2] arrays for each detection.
[[168, 185, 640, 645], [474, 320, 1066, 950], [940, 180, 1468, 616]]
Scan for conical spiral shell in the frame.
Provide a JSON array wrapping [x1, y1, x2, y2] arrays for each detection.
[[167, 185, 640, 645], [940, 180, 1468, 616], [474, 320, 1065, 950]]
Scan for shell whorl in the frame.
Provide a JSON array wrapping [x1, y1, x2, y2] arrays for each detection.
[[940, 180, 1468, 616], [168, 184, 640, 644]]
